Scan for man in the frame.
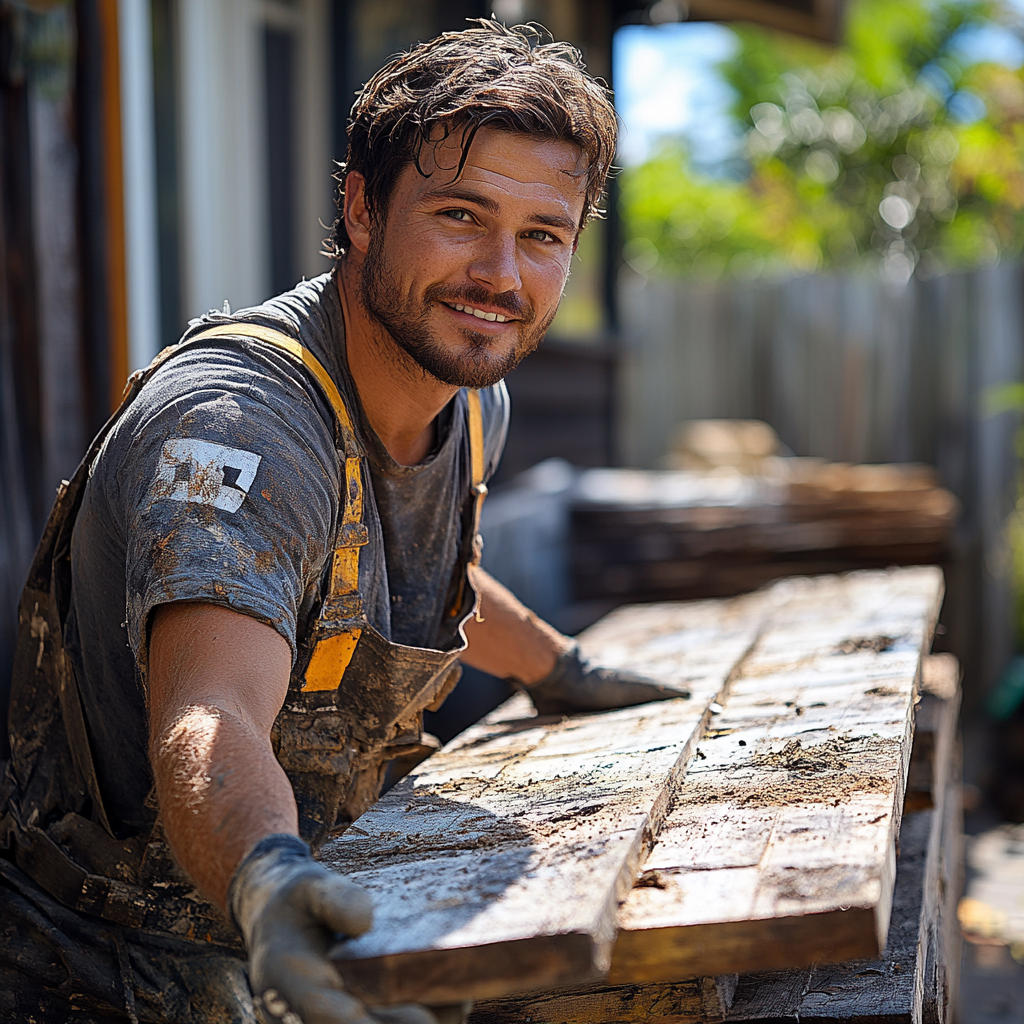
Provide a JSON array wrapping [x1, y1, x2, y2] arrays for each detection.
[[0, 20, 681, 1024]]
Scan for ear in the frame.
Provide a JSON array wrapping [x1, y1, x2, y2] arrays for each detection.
[[343, 171, 372, 254]]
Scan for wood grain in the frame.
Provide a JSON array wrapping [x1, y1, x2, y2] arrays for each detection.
[[322, 591, 771, 1006], [609, 567, 945, 984]]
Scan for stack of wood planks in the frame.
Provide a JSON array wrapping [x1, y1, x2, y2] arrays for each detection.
[[319, 567, 956, 1022], [570, 463, 957, 604]]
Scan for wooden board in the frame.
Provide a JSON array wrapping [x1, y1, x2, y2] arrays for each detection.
[[322, 591, 772, 1006], [608, 568, 945, 984], [321, 568, 942, 1007], [912, 659, 962, 1024]]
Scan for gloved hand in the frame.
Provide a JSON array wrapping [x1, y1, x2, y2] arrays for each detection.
[[230, 834, 456, 1024], [522, 643, 689, 715]]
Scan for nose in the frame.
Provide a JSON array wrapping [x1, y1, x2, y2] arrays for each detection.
[[468, 232, 522, 295]]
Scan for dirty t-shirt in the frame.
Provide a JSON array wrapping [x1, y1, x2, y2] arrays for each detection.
[[63, 273, 508, 832]]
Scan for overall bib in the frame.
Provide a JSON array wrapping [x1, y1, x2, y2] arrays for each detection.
[[0, 323, 487, 949]]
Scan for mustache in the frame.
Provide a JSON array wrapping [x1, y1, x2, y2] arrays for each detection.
[[423, 283, 533, 323]]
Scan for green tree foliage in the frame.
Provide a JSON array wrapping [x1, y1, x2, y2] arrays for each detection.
[[621, 0, 1024, 281]]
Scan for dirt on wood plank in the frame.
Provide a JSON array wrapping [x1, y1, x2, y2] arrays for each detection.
[[676, 735, 903, 809], [836, 635, 901, 655]]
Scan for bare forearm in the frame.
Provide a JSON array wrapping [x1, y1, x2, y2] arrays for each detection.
[[148, 602, 296, 912], [150, 703, 297, 911], [461, 566, 572, 683]]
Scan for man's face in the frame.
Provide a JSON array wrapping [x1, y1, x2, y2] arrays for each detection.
[[357, 127, 587, 389]]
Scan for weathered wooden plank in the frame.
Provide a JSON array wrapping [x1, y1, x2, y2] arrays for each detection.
[[322, 568, 942, 1007], [917, 686, 961, 1024], [322, 591, 773, 1006], [609, 567, 945, 985]]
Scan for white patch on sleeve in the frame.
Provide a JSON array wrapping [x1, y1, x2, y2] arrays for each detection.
[[153, 438, 262, 513]]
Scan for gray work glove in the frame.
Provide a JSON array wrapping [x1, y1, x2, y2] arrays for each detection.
[[522, 643, 689, 715], [230, 834, 458, 1024]]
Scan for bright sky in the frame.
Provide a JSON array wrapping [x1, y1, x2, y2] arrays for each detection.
[[951, 20, 1024, 67], [612, 22, 739, 167], [613, 12, 1024, 168]]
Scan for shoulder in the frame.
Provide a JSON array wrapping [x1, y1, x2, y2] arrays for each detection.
[[133, 276, 342, 456], [102, 331, 342, 523], [126, 340, 336, 455], [100, 331, 344, 659]]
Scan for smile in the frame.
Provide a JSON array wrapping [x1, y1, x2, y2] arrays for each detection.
[[448, 302, 511, 323]]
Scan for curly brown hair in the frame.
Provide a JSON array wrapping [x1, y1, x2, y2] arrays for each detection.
[[327, 19, 618, 258]]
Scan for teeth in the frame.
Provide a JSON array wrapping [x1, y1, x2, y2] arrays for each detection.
[[452, 303, 507, 323]]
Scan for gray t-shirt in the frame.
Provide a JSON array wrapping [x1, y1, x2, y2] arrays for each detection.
[[63, 272, 508, 832]]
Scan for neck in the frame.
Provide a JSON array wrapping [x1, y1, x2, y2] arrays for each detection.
[[336, 255, 458, 466]]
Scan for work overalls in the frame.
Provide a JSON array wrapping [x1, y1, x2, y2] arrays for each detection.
[[0, 323, 487, 950]]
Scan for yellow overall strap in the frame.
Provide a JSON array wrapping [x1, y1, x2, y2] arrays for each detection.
[[466, 388, 487, 564], [449, 389, 488, 621], [180, 323, 368, 692]]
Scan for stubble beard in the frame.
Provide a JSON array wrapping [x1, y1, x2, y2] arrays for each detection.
[[360, 231, 556, 389]]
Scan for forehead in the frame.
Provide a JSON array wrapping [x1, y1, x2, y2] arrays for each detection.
[[404, 126, 588, 221]]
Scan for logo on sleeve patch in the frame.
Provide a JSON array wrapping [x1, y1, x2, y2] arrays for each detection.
[[154, 439, 262, 513]]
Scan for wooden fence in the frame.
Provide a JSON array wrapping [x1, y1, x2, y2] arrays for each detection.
[[618, 263, 1024, 707]]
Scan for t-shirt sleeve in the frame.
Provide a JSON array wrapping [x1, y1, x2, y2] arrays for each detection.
[[111, 344, 341, 666], [479, 381, 510, 483]]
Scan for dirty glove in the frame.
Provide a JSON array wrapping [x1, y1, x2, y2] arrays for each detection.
[[522, 643, 689, 715], [230, 833, 447, 1024]]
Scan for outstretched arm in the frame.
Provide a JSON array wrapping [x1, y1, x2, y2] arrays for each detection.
[[148, 601, 432, 1024]]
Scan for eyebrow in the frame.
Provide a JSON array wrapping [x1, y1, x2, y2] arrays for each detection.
[[422, 185, 578, 234]]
